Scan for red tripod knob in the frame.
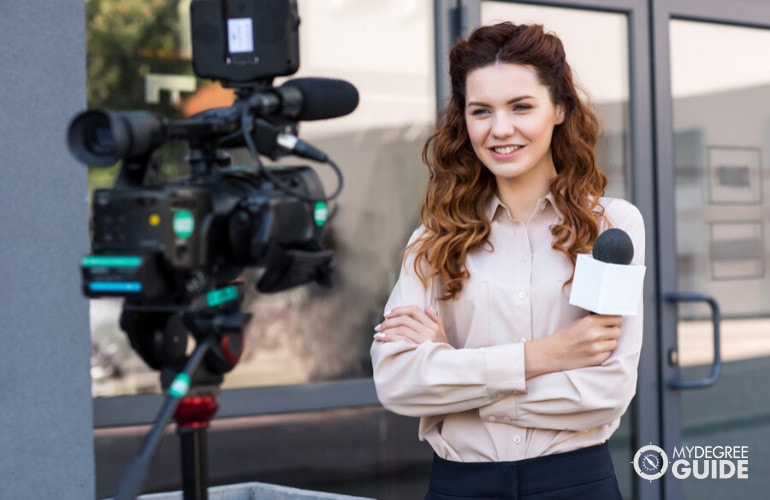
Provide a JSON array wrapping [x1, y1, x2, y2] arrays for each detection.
[[174, 395, 219, 429]]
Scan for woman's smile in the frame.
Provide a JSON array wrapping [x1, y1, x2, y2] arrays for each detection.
[[489, 144, 525, 158]]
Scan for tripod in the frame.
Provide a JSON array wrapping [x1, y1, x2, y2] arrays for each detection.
[[112, 285, 250, 500], [175, 391, 220, 500]]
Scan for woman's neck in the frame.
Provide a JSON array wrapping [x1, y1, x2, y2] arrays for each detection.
[[495, 171, 555, 222]]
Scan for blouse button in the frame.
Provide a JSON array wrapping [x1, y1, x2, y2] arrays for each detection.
[[502, 416, 511, 423], [513, 435, 522, 444], [517, 291, 527, 300]]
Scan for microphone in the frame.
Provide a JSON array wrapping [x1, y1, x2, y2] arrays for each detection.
[[592, 228, 634, 265], [247, 77, 359, 121], [569, 228, 646, 315]]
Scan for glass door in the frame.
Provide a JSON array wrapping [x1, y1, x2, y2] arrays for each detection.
[[654, 4, 770, 499]]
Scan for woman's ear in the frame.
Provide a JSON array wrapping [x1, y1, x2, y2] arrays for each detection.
[[555, 103, 566, 125]]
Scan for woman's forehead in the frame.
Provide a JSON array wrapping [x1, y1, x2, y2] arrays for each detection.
[[465, 63, 548, 102]]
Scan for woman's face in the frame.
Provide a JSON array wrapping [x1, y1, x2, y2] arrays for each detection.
[[464, 63, 564, 188]]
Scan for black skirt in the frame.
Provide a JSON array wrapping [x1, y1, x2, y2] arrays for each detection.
[[425, 442, 622, 500]]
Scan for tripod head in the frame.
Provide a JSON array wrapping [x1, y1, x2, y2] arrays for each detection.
[[119, 284, 250, 392]]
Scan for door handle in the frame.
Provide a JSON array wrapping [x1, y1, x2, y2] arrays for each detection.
[[664, 292, 722, 389]]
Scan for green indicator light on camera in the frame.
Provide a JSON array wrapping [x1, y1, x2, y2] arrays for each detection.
[[173, 210, 195, 239], [168, 373, 190, 398], [314, 201, 328, 227], [206, 286, 238, 307]]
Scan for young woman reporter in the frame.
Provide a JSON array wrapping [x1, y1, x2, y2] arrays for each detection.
[[371, 22, 644, 499]]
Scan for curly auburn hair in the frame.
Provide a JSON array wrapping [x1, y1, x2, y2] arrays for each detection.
[[409, 22, 607, 301]]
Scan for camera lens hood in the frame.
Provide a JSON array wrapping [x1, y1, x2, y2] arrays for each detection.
[[68, 110, 166, 166]]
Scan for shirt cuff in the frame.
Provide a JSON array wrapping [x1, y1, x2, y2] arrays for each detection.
[[484, 342, 526, 396]]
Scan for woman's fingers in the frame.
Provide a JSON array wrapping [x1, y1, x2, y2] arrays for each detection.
[[548, 314, 624, 369], [424, 306, 443, 326], [424, 306, 449, 343], [374, 305, 448, 344]]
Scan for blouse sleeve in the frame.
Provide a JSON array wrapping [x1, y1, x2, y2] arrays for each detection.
[[478, 199, 646, 432], [370, 228, 527, 417]]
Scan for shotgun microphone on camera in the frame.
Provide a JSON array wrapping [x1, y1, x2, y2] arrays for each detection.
[[246, 77, 359, 121]]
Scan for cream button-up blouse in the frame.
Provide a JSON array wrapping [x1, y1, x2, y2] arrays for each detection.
[[371, 193, 645, 462]]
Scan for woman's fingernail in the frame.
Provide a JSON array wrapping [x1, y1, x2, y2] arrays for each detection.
[[374, 323, 382, 332], [373, 333, 386, 340], [384, 309, 392, 317]]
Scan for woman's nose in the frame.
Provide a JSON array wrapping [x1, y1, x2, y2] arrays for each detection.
[[491, 113, 515, 138]]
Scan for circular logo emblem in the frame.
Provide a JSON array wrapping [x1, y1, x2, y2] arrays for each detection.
[[633, 444, 669, 481]]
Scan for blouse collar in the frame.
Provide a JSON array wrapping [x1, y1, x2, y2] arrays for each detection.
[[484, 191, 565, 223]]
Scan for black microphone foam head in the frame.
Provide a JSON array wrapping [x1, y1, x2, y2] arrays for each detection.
[[592, 228, 634, 265], [284, 77, 360, 121]]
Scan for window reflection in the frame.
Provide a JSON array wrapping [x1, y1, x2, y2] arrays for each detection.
[[88, 0, 435, 396], [671, 20, 770, 362], [671, 19, 770, 319]]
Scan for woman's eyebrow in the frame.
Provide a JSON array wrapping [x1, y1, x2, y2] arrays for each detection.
[[466, 95, 535, 108]]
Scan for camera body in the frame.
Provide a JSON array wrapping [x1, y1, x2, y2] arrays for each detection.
[[82, 165, 329, 300]]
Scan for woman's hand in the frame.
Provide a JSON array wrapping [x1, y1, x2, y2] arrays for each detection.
[[524, 314, 622, 379], [373, 305, 449, 345]]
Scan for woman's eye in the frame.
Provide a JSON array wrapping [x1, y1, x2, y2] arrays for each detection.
[[470, 108, 490, 116], [513, 104, 531, 112]]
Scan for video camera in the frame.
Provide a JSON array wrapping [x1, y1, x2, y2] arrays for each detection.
[[67, 0, 358, 378]]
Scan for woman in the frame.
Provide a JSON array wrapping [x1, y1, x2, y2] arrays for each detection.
[[370, 22, 644, 499]]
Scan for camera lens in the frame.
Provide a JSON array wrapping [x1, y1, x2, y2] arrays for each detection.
[[67, 110, 120, 166], [67, 110, 166, 167], [85, 122, 116, 157]]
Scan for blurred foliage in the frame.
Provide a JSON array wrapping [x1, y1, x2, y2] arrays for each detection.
[[85, 0, 193, 185], [86, 0, 188, 115]]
